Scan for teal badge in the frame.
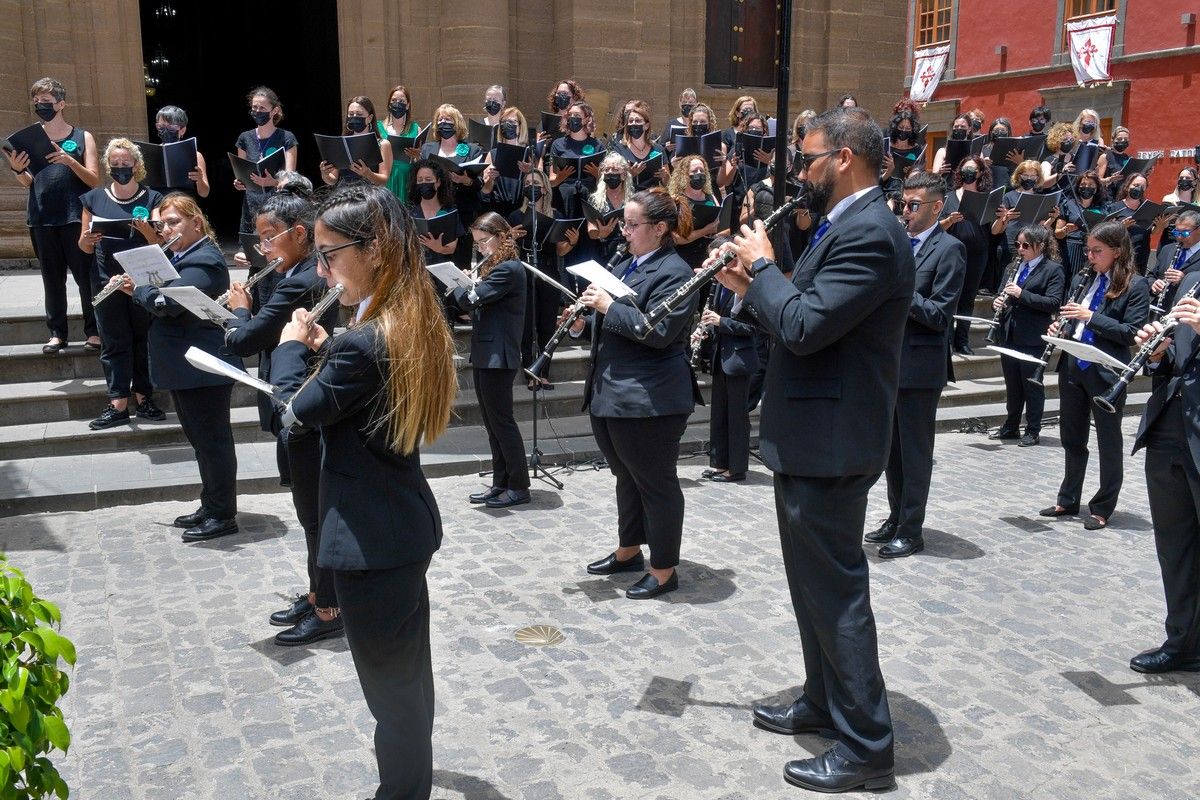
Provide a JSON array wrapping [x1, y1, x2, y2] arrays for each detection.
[[60, 139, 78, 153], [455, 143, 470, 158], [132, 206, 149, 220], [582, 144, 595, 155]]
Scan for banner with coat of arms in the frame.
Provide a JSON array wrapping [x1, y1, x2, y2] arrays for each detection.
[[910, 45, 951, 103], [1066, 14, 1118, 84]]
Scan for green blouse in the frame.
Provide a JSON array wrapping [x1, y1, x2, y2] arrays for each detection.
[[379, 119, 420, 201]]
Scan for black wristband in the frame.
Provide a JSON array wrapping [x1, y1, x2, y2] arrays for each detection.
[[750, 257, 775, 277], [10, 167, 26, 175]]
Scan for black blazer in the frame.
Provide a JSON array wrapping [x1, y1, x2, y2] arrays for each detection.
[[131, 239, 243, 391], [450, 258, 527, 370], [741, 187, 915, 477], [1135, 270, 1200, 466], [996, 257, 1067, 348], [900, 227, 966, 390], [274, 324, 442, 571], [581, 244, 701, 417], [712, 285, 758, 377], [1059, 272, 1150, 393], [1148, 242, 1200, 310], [224, 255, 337, 431]]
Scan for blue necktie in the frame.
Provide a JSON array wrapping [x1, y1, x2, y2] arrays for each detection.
[[810, 219, 831, 247], [620, 257, 638, 281], [1017, 262, 1032, 286], [909, 237, 920, 251], [1077, 273, 1108, 371]]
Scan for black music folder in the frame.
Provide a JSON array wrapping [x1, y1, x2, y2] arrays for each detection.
[[672, 130, 724, 164], [540, 112, 564, 138], [314, 132, 383, 171], [135, 137, 198, 189], [1013, 190, 1061, 225], [88, 216, 136, 239], [945, 135, 986, 169], [582, 201, 623, 226], [521, 209, 582, 246], [386, 124, 430, 163], [468, 119, 498, 151], [734, 131, 776, 158], [491, 142, 531, 179], [551, 152, 606, 179], [1131, 200, 1165, 228], [413, 209, 460, 243], [1072, 141, 1100, 175], [690, 194, 737, 231], [429, 153, 488, 178], [227, 148, 285, 185], [957, 186, 1005, 227], [1023, 134, 1048, 162], [2, 123, 56, 175], [1111, 156, 1157, 177], [989, 137, 1030, 165]]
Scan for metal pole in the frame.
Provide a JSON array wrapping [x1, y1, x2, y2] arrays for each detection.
[[773, 0, 794, 209]]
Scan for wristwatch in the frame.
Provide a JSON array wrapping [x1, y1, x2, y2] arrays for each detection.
[[750, 257, 775, 277]]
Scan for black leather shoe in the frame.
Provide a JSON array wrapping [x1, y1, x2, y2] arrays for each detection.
[[270, 594, 313, 627], [42, 339, 66, 354], [988, 428, 1020, 440], [784, 750, 895, 793], [955, 344, 975, 356], [864, 520, 896, 544], [1039, 505, 1078, 517], [878, 537, 924, 558], [587, 551, 645, 575], [1129, 648, 1200, 674], [89, 404, 130, 430], [1018, 432, 1040, 447], [469, 486, 504, 504], [135, 397, 166, 421], [751, 699, 835, 737], [626, 571, 678, 599], [173, 506, 208, 529], [710, 472, 746, 483], [701, 469, 722, 479], [274, 611, 345, 646], [485, 488, 531, 508], [181, 517, 239, 542]]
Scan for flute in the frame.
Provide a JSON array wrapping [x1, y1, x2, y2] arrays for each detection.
[[306, 283, 345, 324], [1027, 262, 1096, 387], [92, 234, 182, 307], [214, 257, 284, 308], [630, 194, 803, 340]]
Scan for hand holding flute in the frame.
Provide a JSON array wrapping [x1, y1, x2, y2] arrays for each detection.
[[280, 283, 345, 351]]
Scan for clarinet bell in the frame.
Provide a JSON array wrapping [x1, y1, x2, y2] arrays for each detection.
[[525, 354, 550, 381]]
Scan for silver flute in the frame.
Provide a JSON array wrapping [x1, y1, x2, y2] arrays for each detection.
[[92, 234, 182, 307], [214, 257, 284, 307], [307, 283, 345, 324]]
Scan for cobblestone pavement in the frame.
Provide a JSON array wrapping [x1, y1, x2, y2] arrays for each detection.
[[2, 416, 1199, 800]]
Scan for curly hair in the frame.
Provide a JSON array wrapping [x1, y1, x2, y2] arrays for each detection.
[[547, 79, 586, 113], [668, 155, 713, 197], [952, 155, 992, 193], [408, 159, 455, 207], [1045, 122, 1075, 157]]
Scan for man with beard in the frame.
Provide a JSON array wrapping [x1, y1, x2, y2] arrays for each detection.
[[713, 106, 912, 792]]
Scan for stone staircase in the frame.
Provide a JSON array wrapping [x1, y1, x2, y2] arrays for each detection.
[[0, 280, 1150, 516]]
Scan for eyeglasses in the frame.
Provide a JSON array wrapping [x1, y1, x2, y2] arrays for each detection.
[[1017, 241, 1035, 250], [316, 239, 367, 271], [473, 234, 496, 248], [620, 220, 653, 231], [795, 149, 840, 172], [255, 226, 296, 254], [1084, 247, 1112, 255], [902, 200, 933, 213], [1173, 228, 1196, 239]]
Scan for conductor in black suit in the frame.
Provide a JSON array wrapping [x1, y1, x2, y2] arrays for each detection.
[[866, 172, 966, 559], [1129, 280, 1200, 674], [1148, 211, 1200, 312], [570, 188, 701, 600], [713, 107, 909, 793], [127, 194, 241, 542], [449, 212, 531, 509]]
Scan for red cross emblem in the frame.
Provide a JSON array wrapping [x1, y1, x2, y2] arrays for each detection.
[[919, 63, 937, 88], [1079, 37, 1098, 66]]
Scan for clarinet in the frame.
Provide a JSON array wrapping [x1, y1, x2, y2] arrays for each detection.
[[1094, 279, 1200, 413], [524, 243, 627, 381], [1027, 262, 1097, 387], [985, 254, 1023, 345], [630, 194, 803, 340], [92, 234, 182, 307], [214, 257, 284, 308], [688, 280, 721, 370], [1151, 247, 1188, 322]]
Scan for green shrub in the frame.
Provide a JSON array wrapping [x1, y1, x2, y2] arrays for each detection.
[[0, 555, 74, 799]]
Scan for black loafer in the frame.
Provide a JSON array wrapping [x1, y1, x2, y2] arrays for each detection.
[[751, 699, 835, 737], [864, 520, 896, 543], [181, 517, 239, 542], [1129, 648, 1200, 674], [587, 551, 645, 575], [700, 469, 722, 479], [469, 486, 504, 504], [42, 340, 66, 354], [173, 506, 208, 529], [89, 404, 131, 430], [710, 472, 746, 483], [270, 594, 314, 627], [1083, 514, 1108, 530], [955, 344, 975, 356], [626, 571, 678, 599], [988, 428, 1019, 440], [1018, 433, 1040, 447], [485, 488, 531, 509], [136, 397, 166, 421], [878, 537, 924, 559], [1039, 505, 1078, 517], [274, 611, 345, 646], [784, 750, 895, 793]]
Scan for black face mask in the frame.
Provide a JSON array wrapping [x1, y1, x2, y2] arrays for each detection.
[[1128, 186, 1145, 200], [951, 129, 968, 140], [566, 117, 583, 134], [688, 173, 706, 190], [417, 182, 437, 199], [1030, 118, 1046, 133], [389, 102, 408, 117], [110, 166, 134, 186], [991, 129, 1008, 142], [250, 110, 271, 127], [1080, 121, 1096, 134], [960, 169, 978, 185], [681, 103, 695, 117], [1019, 176, 1038, 191], [34, 102, 57, 122], [499, 122, 519, 141], [625, 124, 645, 140], [484, 99, 502, 116], [437, 122, 457, 140], [554, 92, 571, 110], [526, 185, 543, 203], [692, 124, 709, 136], [739, 108, 753, 120], [1179, 179, 1196, 192], [1078, 186, 1097, 200], [970, 118, 982, 132], [1112, 140, 1129, 153], [602, 173, 623, 188], [156, 126, 180, 144], [346, 116, 367, 133], [892, 129, 916, 144], [1060, 139, 1075, 154]]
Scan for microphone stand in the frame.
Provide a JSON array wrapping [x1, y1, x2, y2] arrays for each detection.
[[524, 191, 563, 490]]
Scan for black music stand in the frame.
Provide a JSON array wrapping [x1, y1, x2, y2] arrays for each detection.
[[525, 201, 564, 490]]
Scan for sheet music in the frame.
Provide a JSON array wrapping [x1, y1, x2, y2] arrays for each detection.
[[567, 260, 636, 298], [425, 261, 474, 291], [160, 286, 236, 324], [184, 346, 277, 396], [112, 243, 180, 287]]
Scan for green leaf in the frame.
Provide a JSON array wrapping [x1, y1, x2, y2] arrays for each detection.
[[0, 690, 13, 714], [17, 629, 44, 654], [54, 774, 69, 799], [42, 716, 69, 753], [10, 699, 29, 733], [11, 666, 27, 700], [7, 746, 23, 772]]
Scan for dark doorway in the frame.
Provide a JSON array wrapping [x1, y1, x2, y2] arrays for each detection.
[[138, 0, 341, 242]]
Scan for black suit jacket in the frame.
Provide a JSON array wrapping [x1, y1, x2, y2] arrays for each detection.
[[224, 255, 337, 431], [581, 244, 701, 417], [712, 285, 759, 377], [1059, 272, 1150, 393], [900, 227, 966, 390], [1134, 271, 1200, 466], [1148, 242, 1200, 310], [450, 258, 527, 370], [131, 239, 243, 391], [274, 324, 442, 571], [996, 258, 1067, 348], [741, 187, 915, 477]]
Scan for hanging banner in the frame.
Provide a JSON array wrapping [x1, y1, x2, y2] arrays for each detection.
[[1066, 14, 1117, 84], [910, 45, 950, 103]]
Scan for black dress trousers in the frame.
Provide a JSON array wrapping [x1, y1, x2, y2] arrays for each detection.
[[93, 290, 152, 400], [999, 347, 1047, 434], [885, 388, 941, 539], [171, 384, 237, 519], [710, 359, 751, 474], [32, 222, 98, 340], [473, 367, 530, 491], [1056, 366, 1125, 518], [285, 428, 335, 608]]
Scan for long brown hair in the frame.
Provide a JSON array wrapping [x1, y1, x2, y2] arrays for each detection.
[[470, 212, 518, 278], [315, 185, 455, 454], [1087, 220, 1134, 300]]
